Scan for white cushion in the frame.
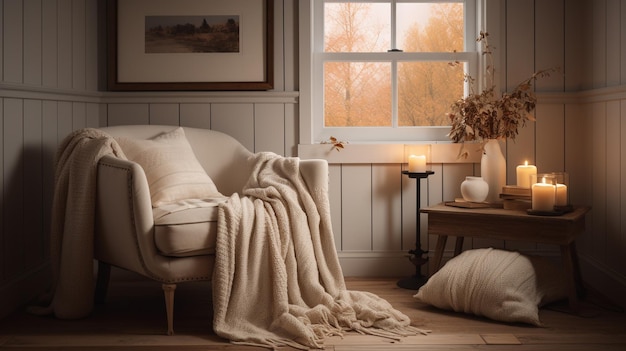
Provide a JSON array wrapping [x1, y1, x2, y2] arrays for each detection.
[[117, 127, 223, 207], [414, 248, 566, 326], [153, 197, 228, 257]]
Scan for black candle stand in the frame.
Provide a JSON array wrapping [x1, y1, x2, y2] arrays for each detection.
[[397, 170, 435, 290]]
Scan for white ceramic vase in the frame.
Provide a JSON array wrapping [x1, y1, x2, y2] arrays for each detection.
[[480, 139, 506, 203], [460, 176, 489, 202]]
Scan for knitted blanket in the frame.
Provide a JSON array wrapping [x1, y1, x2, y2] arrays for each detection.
[[212, 152, 428, 350], [30, 128, 125, 319]]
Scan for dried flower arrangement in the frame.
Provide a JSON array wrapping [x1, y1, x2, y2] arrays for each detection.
[[321, 136, 348, 151], [447, 31, 557, 146]]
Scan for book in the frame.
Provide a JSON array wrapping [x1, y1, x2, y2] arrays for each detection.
[[502, 185, 531, 197]]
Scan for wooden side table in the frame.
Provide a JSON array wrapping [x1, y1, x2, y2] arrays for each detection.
[[420, 203, 591, 311]]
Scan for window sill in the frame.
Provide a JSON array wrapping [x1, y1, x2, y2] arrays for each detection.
[[298, 142, 483, 164]]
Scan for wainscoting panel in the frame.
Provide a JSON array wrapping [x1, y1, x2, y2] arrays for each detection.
[[371, 164, 402, 252], [340, 164, 373, 252], [180, 104, 211, 130], [3, 98, 25, 280], [211, 104, 255, 152]]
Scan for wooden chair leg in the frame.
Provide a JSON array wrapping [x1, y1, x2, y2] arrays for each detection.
[[162, 284, 177, 335], [94, 261, 111, 304]]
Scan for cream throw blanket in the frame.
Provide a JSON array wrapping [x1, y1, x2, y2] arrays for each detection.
[[213, 152, 428, 350], [30, 128, 126, 319]]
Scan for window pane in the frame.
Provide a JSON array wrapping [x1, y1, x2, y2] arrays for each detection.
[[324, 2, 390, 52], [398, 61, 464, 126], [397, 2, 464, 52], [324, 62, 391, 127]]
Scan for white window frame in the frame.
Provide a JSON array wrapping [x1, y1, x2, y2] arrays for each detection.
[[300, 0, 481, 144]]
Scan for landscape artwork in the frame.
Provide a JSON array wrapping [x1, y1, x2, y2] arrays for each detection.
[[145, 15, 240, 54]]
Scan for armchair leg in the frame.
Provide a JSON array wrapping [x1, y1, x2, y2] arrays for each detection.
[[94, 261, 111, 304], [162, 284, 177, 335]]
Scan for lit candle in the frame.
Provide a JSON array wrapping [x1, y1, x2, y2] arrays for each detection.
[[516, 161, 537, 188], [531, 177, 556, 211], [408, 154, 426, 172], [555, 183, 568, 206]]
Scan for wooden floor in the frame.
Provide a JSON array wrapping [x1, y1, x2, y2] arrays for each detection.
[[1, 269, 625, 350]]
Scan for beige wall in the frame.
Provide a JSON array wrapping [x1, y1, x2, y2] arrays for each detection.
[[1, 0, 625, 318]]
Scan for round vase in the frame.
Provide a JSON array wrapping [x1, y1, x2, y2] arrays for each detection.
[[480, 139, 506, 203], [460, 176, 489, 202]]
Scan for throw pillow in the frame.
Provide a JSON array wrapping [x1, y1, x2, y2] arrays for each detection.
[[414, 248, 566, 326], [117, 127, 223, 207]]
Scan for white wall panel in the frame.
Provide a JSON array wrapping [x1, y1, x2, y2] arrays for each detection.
[[42, 100, 59, 258], [85, 102, 101, 128], [85, 0, 98, 91], [3, 0, 23, 83], [24, 0, 42, 86], [72, 102, 86, 130], [3, 98, 24, 279], [622, 3, 626, 85], [535, 0, 565, 91], [536, 104, 565, 172], [592, 102, 607, 259], [149, 103, 180, 126], [57, 0, 72, 89], [593, 1, 607, 89], [621, 100, 626, 278], [0, 2, 3, 82], [328, 164, 342, 250], [605, 100, 621, 271], [284, 103, 298, 157], [505, 0, 535, 187], [23, 99, 43, 266], [211, 104, 254, 152], [255, 104, 285, 155], [341, 164, 372, 251], [107, 104, 149, 126], [0, 98, 4, 283], [72, 0, 85, 91], [42, 0, 58, 87], [57, 101, 73, 137], [606, 0, 621, 87], [371, 164, 402, 252], [180, 104, 211, 129]]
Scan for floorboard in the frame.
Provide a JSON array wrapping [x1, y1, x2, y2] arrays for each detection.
[[0, 269, 624, 350]]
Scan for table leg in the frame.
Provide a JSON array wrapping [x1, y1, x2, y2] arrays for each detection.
[[569, 241, 586, 298], [454, 237, 465, 256], [560, 242, 582, 312], [432, 235, 448, 274]]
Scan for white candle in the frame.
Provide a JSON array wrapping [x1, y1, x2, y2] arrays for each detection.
[[516, 161, 537, 188], [408, 154, 426, 172], [555, 183, 568, 206], [531, 178, 556, 211]]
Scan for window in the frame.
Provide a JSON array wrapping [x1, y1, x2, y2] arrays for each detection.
[[311, 0, 478, 142]]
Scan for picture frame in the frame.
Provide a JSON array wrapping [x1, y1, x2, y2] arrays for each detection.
[[107, 0, 273, 91]]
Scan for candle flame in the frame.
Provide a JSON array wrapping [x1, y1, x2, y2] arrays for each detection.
[[541, 176, 546, 184], [524, 160, 528, 166]]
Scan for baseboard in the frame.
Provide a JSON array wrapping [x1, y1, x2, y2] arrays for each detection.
[[0, 263, 51, 320]]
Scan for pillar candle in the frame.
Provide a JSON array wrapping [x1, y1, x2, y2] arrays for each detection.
[[531, 178, 556, 211], [516, 161, 537, 188], [408, 154, 426, 172], [555, 183, 568, 206]]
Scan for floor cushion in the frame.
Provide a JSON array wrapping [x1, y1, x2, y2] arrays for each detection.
[[414, 248, 566, 326]]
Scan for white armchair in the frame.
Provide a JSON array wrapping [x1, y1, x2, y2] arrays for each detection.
[[93, 125, 328, 335]]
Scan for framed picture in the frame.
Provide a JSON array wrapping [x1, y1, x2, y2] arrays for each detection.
[[107, 0, 273, 91]]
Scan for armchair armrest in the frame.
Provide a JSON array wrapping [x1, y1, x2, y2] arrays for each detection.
[[94, 155, 156, 276]]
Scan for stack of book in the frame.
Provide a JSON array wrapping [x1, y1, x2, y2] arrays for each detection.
[[500, 185, 531, 210]]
